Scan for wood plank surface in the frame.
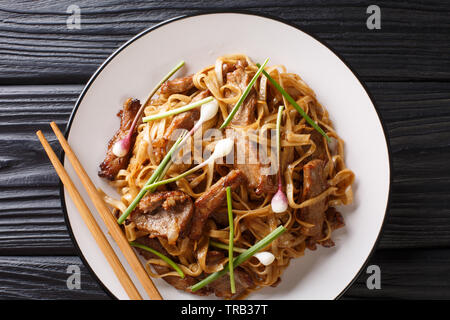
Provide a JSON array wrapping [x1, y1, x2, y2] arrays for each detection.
[[2, 248, 449, 299], [0, 255, 108, 299], [344, 248, 450, 299], [0, 1, 449, 84]]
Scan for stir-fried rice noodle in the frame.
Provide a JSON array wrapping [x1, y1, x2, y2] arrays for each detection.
[[103, 54, 355, 298]]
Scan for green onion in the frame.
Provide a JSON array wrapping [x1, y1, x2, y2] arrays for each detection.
[[219, 58, 269, 129], [226, 186, 235, 294], [210, 240, 246, 253], [112, 61, 186, 158], [256, 63, 331, 142], [143, 97, 213, 122], [129, 241, 185, 278], [143, 165, 194, 192], [117, 132, 186, 224], [143, 138, 234, 192], [190, 225, 286, 292], [142, 61, 186, 108], [276, 105, 284, 164], [271, 105, 288, 213], [143, 164, 196, 192]]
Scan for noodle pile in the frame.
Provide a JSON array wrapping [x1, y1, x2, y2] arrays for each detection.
[[104, 54, 355, 297]]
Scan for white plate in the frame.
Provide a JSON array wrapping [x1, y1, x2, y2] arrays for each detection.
[[61, 12, 390, 300]]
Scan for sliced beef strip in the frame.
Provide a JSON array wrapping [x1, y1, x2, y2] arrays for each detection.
[[189, 169, 246, 240], [98, 98, 141, 180], [191, 89, 211, 103], [211, 210, 229, 227], [233, 135, 278, 195], [222, 58, 248, 82], [160, 75, 195, 95], [225, 65, 257, 126], [152, 90, 210, 153], [326, 207, 345, 231], [319, 238, 334, 248], [130, 191, 194, 244], [134, 236, 212, 296], [151, 108, 199, 151], [300, 159, 329, 240], [305, 238, 318, 251], [222, 62, 235, 75], [210, 267, 254, 299], [308, 130, 328, 162]]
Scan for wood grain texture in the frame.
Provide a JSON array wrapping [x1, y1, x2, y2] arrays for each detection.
[[0, 82, 449, 254], [0, 85, 79, 255], [1, 248, 449, 300], [0, 0, 449, 84], [344, 248, 450, 299], [0, 256, 108, 299]]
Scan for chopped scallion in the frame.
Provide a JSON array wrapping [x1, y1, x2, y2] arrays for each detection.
[[142, 97, 213, 122], [276, 105, 284, 164], [129, 241, 185, 278], [142, 61, 186, 108], [190, 225, 286, 292], [226, 186, 235, 294], [210, 240, 245, 253], [256, 63, 331, 142]]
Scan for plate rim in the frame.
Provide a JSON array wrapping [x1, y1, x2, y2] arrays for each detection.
[[59, 10, 392, 300]]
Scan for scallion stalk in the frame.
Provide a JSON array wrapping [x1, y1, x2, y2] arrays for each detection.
[[117, 132, 186, 224], [190, 225, 286, 292], [210, 240, 246, 253], [210, 241, 276, 266], [256, 63, 331, 142], [142, 97, 213, 122], [143, 164, 196, 192], [129, 241, 185, 278], [271, 105, 288, 213], [111, 61, 186, 158], [143, 138, 234, 192], [276, 105, 284, 165], [226, 186, 235, 294], [142, 61, 186, 108], [219, 58, 269, 129]]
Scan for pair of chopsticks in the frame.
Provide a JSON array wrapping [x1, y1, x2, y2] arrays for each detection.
[[37, 122, 162, 300]]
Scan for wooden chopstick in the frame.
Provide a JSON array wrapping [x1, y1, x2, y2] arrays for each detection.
[[36, 130, 143, 300], [49, 122, 163, 300]]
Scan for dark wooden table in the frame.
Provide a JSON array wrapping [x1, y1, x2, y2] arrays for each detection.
[[0, 0, 449, 300]]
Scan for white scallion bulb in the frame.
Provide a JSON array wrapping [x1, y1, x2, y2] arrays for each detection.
[[200, 98, 219, 123], [112, 139, 128, 158], [271, 189, 288, 213], [210, 138, 234, 160], [254, 252, 275, 266]]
